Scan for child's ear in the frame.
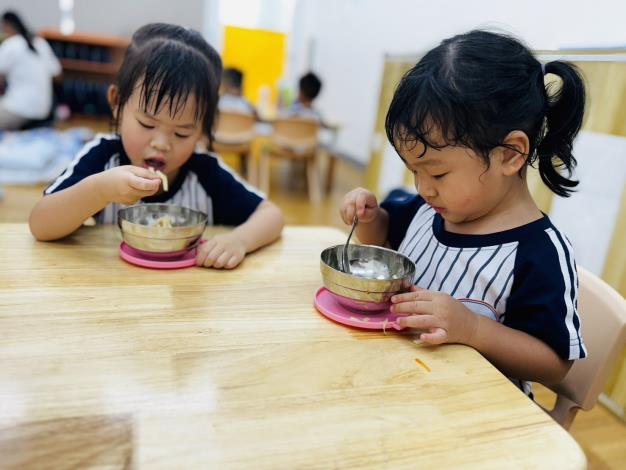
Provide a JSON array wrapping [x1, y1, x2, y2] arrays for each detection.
[[498, 130, 529, 175], [107, 85, 119, 114]]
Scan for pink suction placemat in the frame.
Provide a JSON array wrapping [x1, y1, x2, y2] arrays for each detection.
[[119, 242, 198, 269], [314, 287, 407, 331]]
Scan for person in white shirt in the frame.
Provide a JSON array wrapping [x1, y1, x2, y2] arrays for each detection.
[[0, 11, 61, 129]]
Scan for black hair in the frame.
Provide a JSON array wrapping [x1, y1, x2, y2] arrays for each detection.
[[222, 67, 244, 90], [385, 30, 586, 197], [2, 11, 36, 53], [299, 72, 322, 101], [113, 23, 222, 145]]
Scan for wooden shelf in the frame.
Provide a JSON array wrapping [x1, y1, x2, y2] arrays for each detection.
[[39, 29, 130, 48], [40, 29, 129, 117], [59, 58, 119, 75]]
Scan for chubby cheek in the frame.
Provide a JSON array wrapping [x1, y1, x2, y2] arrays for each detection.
[[120, 127, 148, 165]]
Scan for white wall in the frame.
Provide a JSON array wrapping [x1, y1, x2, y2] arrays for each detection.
[[290, 0, 626, 163]]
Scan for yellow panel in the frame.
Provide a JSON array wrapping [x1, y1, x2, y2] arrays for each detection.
[[222, 26, 286, 111]]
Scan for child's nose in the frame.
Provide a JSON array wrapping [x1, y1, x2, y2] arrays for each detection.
[[415, 176, 436, 197], [150, 135, 171, 152]]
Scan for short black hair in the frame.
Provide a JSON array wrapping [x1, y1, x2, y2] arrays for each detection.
[[299, 72, 322, 101], [385, 30, 586, 197], [222, 67, 244, 90], [113, 23, 222, 145]]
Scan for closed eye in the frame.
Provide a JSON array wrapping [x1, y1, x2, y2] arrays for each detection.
[[175, 133, 192, 138], [137, 120, 154, 129], [432, 173, 448, 179]]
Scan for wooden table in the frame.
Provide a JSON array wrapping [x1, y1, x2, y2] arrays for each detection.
[[0, 224, 586, 469]]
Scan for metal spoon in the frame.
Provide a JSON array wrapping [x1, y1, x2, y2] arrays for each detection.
[[343, 215, 358, 273]]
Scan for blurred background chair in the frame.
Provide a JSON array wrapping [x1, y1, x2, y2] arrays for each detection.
[[259, 117, 321, 202], [212, 110, 257, 181], [544, 266, 626, 429]]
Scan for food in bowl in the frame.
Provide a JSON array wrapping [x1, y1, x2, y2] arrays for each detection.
[[118, 203, 207, 254], [151, 215, 173, 228], [320, 244, 416, 312]]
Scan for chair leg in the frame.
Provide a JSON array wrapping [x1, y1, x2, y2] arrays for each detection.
[[246, 151, 259, 186], [548, 395, 580, 430], [259, 148, 271, 196], [239, 153, 249, 179], [325, 152, 337, 194], [306, 156, 321, 203]]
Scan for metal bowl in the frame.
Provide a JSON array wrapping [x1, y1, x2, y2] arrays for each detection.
[[118, 204, 207, 254], [320, 244, 416, 312]]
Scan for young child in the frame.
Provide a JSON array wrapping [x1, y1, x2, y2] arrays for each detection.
[[340, 30, 586, 396], [282, 71, 323, 122], [29, 23, 284, 269], [218, 67, 257, 117]]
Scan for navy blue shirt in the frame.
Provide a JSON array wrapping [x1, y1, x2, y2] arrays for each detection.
[[381, 188, 586, 395], [45, 134, 264, 226]]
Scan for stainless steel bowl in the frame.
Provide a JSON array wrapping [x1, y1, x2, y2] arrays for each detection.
[[320, 244, 416, 311], [118, 204, 207, 254]]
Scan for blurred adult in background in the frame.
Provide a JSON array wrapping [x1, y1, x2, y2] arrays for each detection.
[[0, 11, 61, 129], [218, 67, 257, 117]]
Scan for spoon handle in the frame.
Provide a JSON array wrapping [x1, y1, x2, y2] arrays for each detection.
[[342, 215, 359, 273]]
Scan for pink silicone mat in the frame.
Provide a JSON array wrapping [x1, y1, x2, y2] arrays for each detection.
[[314, 287, 407, 331], [119, 242, 198, 269]]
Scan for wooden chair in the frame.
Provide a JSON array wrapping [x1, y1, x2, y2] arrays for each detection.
[[259, 117, 321, 202], [544, 266, 626, 429], [212, 111, 257, 181]]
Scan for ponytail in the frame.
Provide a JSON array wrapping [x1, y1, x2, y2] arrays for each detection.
[[535, 61, 586, 197], [2, 11, 36, 54]]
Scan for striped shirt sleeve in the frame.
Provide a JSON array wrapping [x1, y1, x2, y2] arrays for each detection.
[[192, 153, 264, 226], [503, 227, 586, 360], [44, 134, 119, 195]]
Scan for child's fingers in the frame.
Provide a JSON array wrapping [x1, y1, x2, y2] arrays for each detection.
[[340, 205, 354, 225], [225, 254, 241, 269], [213, 251, 232, 269], [129, 175, 160, 192], [196, 239, 216, 266], [203, 246, 224, 267], [355, 192, 369, 218], [391, 288, 432, 303], [128, 165, 162, 180], [390, 300, 431, 314], [395, 314, 436, 329], [419, 327, 447, 344]]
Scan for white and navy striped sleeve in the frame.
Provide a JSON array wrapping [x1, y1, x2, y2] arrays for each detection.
[[44, 134, 120, 195], [503, 225, 586, 360], [380, 188, 426, 250], [190, 152, 264, 226]]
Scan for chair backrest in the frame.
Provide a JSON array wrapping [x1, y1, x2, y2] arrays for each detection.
[[547, 266, 626, 428], [214, 111, 256, 145], [270, 117, 320, 153]]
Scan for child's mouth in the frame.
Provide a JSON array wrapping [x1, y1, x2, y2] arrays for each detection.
[[144, 158, 166, 171]]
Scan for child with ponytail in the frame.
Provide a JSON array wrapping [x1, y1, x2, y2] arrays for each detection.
[[340, 30, 587, 396]]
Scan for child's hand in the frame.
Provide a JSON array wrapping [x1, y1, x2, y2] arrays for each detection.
[[196, 233, 246, 269], [340, 187, 379, 224], [391, 286, 479, 345], [95, 165, 161, 205]]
